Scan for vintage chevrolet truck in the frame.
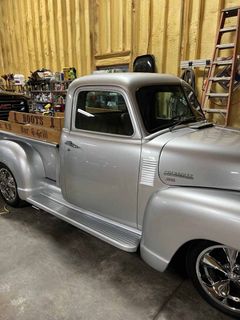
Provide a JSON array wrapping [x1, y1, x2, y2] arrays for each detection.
[[0, 73, 239, 318]]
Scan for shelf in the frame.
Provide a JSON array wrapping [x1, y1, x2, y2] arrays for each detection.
[[31, 90, 51, 93], [53, 80, 72, 83], [28, 83, 68, 113], [33, 101, 65, 105], [34, 100, 52, 104], [31, 90, 67, 93]]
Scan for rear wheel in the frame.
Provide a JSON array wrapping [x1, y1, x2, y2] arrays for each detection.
[[0, 163, 24, 207], [187, 241, 240, 318]]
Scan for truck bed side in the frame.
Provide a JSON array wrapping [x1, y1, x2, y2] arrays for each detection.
[[0, 130, 60, 182]]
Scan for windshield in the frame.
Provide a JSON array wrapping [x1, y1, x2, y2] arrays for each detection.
[[136, 85, 204, 133]]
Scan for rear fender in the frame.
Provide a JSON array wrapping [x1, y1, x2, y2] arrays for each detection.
[[0, 140, 45, 199], [141, 187, 240, 272]]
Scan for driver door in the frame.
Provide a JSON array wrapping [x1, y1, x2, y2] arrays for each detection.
[[61, 87, 141, 228]]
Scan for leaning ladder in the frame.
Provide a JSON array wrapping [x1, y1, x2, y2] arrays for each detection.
[[202, 6, 240, 126]]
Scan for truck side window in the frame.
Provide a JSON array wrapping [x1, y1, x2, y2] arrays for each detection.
[[75, 91, 134, 136]]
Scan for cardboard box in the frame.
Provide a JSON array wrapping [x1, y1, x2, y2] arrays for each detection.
[[8, 111, 64, 131], [0, 120, 61, 144]]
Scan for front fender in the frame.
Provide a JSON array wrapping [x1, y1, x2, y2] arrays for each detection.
[[140, 187, 240, 272], [0, 140, 45, 199]]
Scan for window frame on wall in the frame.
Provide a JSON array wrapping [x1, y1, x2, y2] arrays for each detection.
[[93, 64, 129, 74], [71, 87, 136, 138], [94, 51, 131, 71]]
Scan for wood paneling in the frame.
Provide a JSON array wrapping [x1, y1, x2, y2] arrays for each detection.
[[0, 0, 239, 126], [0, 0, 91, 77], [92, 0, 132, 66], [1, 0, 239, 73]]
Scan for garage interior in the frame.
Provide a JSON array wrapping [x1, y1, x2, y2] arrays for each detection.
[[0, 0, 240, 319]]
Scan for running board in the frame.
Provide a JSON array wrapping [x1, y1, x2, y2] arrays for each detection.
[[27, 193, 141, 252]]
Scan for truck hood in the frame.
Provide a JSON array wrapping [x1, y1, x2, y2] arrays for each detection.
[[159, 126, 240, 191]]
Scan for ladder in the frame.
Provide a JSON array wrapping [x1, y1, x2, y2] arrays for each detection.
[[202, 6, 240, 126]]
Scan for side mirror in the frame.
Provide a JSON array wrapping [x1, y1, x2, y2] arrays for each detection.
[[133, 55, 155, 73]]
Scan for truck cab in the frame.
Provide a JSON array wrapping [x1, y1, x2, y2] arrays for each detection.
[[60, 73, 204, 227]]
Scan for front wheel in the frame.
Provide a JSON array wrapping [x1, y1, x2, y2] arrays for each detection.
[[187, 241, 240, 318], [0, 163, 24, 207]]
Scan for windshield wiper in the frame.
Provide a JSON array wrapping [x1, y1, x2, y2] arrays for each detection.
[[169, 115, 198, 132]]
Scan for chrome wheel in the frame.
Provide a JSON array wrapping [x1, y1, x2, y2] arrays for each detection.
[[196, 245, 240, 314], [0, 167, 17, 202]]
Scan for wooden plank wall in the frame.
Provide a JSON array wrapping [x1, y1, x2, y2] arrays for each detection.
[[92, 0, 132, 67], [0, 0, 239, 126], [0, 0, 91, 77]]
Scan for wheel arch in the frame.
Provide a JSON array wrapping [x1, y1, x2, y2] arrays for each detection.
[[169, 238, 220, 272], [140, 186, 240, 272], [0, 140, 45, 200]]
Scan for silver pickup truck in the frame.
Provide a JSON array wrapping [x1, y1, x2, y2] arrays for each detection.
[[0, 73, 240, 318]]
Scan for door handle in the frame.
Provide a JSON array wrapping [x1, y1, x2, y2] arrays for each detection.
[[65, 140, 80, 149]]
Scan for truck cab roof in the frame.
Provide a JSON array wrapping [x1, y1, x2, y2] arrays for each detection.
[[69, 73, 182, 93]]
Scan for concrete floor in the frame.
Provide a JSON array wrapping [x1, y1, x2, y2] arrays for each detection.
[[0, 198, 231, 320]]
